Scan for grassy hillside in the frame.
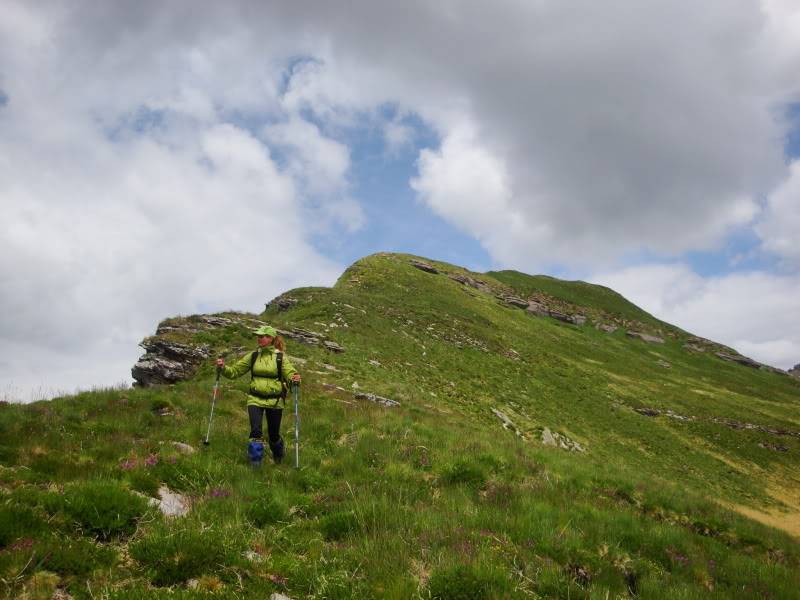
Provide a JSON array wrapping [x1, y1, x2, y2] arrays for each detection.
[[487, 271, 671, 332], [1, 252, 799, 599]]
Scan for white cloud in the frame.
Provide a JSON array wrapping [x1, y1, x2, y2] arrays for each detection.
[[0, 4, 350, 400], [757, 160, 800, 267], [3, 1, 800, 397], [592, 265, 800, 370]]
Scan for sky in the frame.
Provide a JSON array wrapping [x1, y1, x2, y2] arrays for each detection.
[[1, 0, 799, 402]]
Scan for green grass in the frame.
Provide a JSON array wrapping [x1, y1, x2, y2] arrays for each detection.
[[1, 252, 799, 598]]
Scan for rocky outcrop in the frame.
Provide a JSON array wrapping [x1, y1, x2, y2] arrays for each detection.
[[683, 343, 706, 353], [354, 392, 400, 407], [266, 294, 299, 311], [636, 407, 799, 438], [278, 327, 323, 345], [715, 352, 761, 369], [449, 273, 492, 293], [323, 340, 345, 353], [491, 408, 525, 439], [132, 339, 211, 386], [498, 295, 529, 309], [596, 323, 617, 333], [787, 363, 799, 379], [525, 301, 586, 326], [540, 427, 585, 452], [626, 331, 664, 344], [526, 301, 549, 317], [410, 259, 440, 274]]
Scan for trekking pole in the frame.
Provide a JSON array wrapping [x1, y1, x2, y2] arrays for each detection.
[[203, 366, 222, 446], [293, 382, 300, 469]]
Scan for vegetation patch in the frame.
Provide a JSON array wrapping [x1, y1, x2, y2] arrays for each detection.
[[427, 563, 510, 599], [130, 526, 241, 586], [60, 480, 149, 540]]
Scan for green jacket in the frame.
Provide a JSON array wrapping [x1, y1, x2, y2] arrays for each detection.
[[221, 347, 298, 408]]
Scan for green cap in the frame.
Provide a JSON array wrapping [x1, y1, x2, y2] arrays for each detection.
[[253, 325, 277, 337]]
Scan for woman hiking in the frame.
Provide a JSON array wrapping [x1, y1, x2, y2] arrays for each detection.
[[216, 325, 301, 465]]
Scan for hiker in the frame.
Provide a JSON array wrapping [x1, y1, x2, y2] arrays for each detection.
[[216, 325, 301, 465]]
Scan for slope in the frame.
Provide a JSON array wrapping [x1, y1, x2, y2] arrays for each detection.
[[1, 252, 799, 599]]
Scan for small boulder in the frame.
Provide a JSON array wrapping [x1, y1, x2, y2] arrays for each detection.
[[172, 442, 196, 455], [596, 323, 617, 333], [150, 486, 189, 517]]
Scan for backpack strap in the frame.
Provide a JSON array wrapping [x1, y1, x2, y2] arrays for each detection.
[[249, 351, 258, 382], [276, 351, 287, 402]]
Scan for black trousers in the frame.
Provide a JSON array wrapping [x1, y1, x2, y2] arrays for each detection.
[[248, 405, 283, 443]]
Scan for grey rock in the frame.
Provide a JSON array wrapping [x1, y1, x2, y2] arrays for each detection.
[[541, 427, 558, 447], [548, 310, 577, 325], [278, 327, 323, 345], [683, 343, 706, 353], [323, 340, 345, 353], [149, 485, 189, 517], [172, 442, 196, 455], [501, 295, 529, 309], [526, 301, 550, 317], [270, 594, 294, 600], [789, 363, 800, 379], [354, 392, 400, 407], [715, 352, 761, 369], [409, 259, 439, 274], [635, 408, 661, 417], [657, 359, 672, 369], [491, 408, 525, 438], [596, 323, 617, 333], [449, 273, 492, 293], [266, 295, 299, 311], [540, 427, 585, 452], [195, 315, 234, 327], [758, 441, 789, 452], [626, 331, 665, 344], [132, 339, 211, 387]]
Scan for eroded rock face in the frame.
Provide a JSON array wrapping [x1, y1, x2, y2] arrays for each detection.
[[132, 340, 211, 387], [787, 364, 800, 379]]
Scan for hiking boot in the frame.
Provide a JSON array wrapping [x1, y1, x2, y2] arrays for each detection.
[[247, 439, 265, 466], [269, 438, 285, 464]]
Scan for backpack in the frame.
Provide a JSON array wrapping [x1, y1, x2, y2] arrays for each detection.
[[250, 349, 287, 401]]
